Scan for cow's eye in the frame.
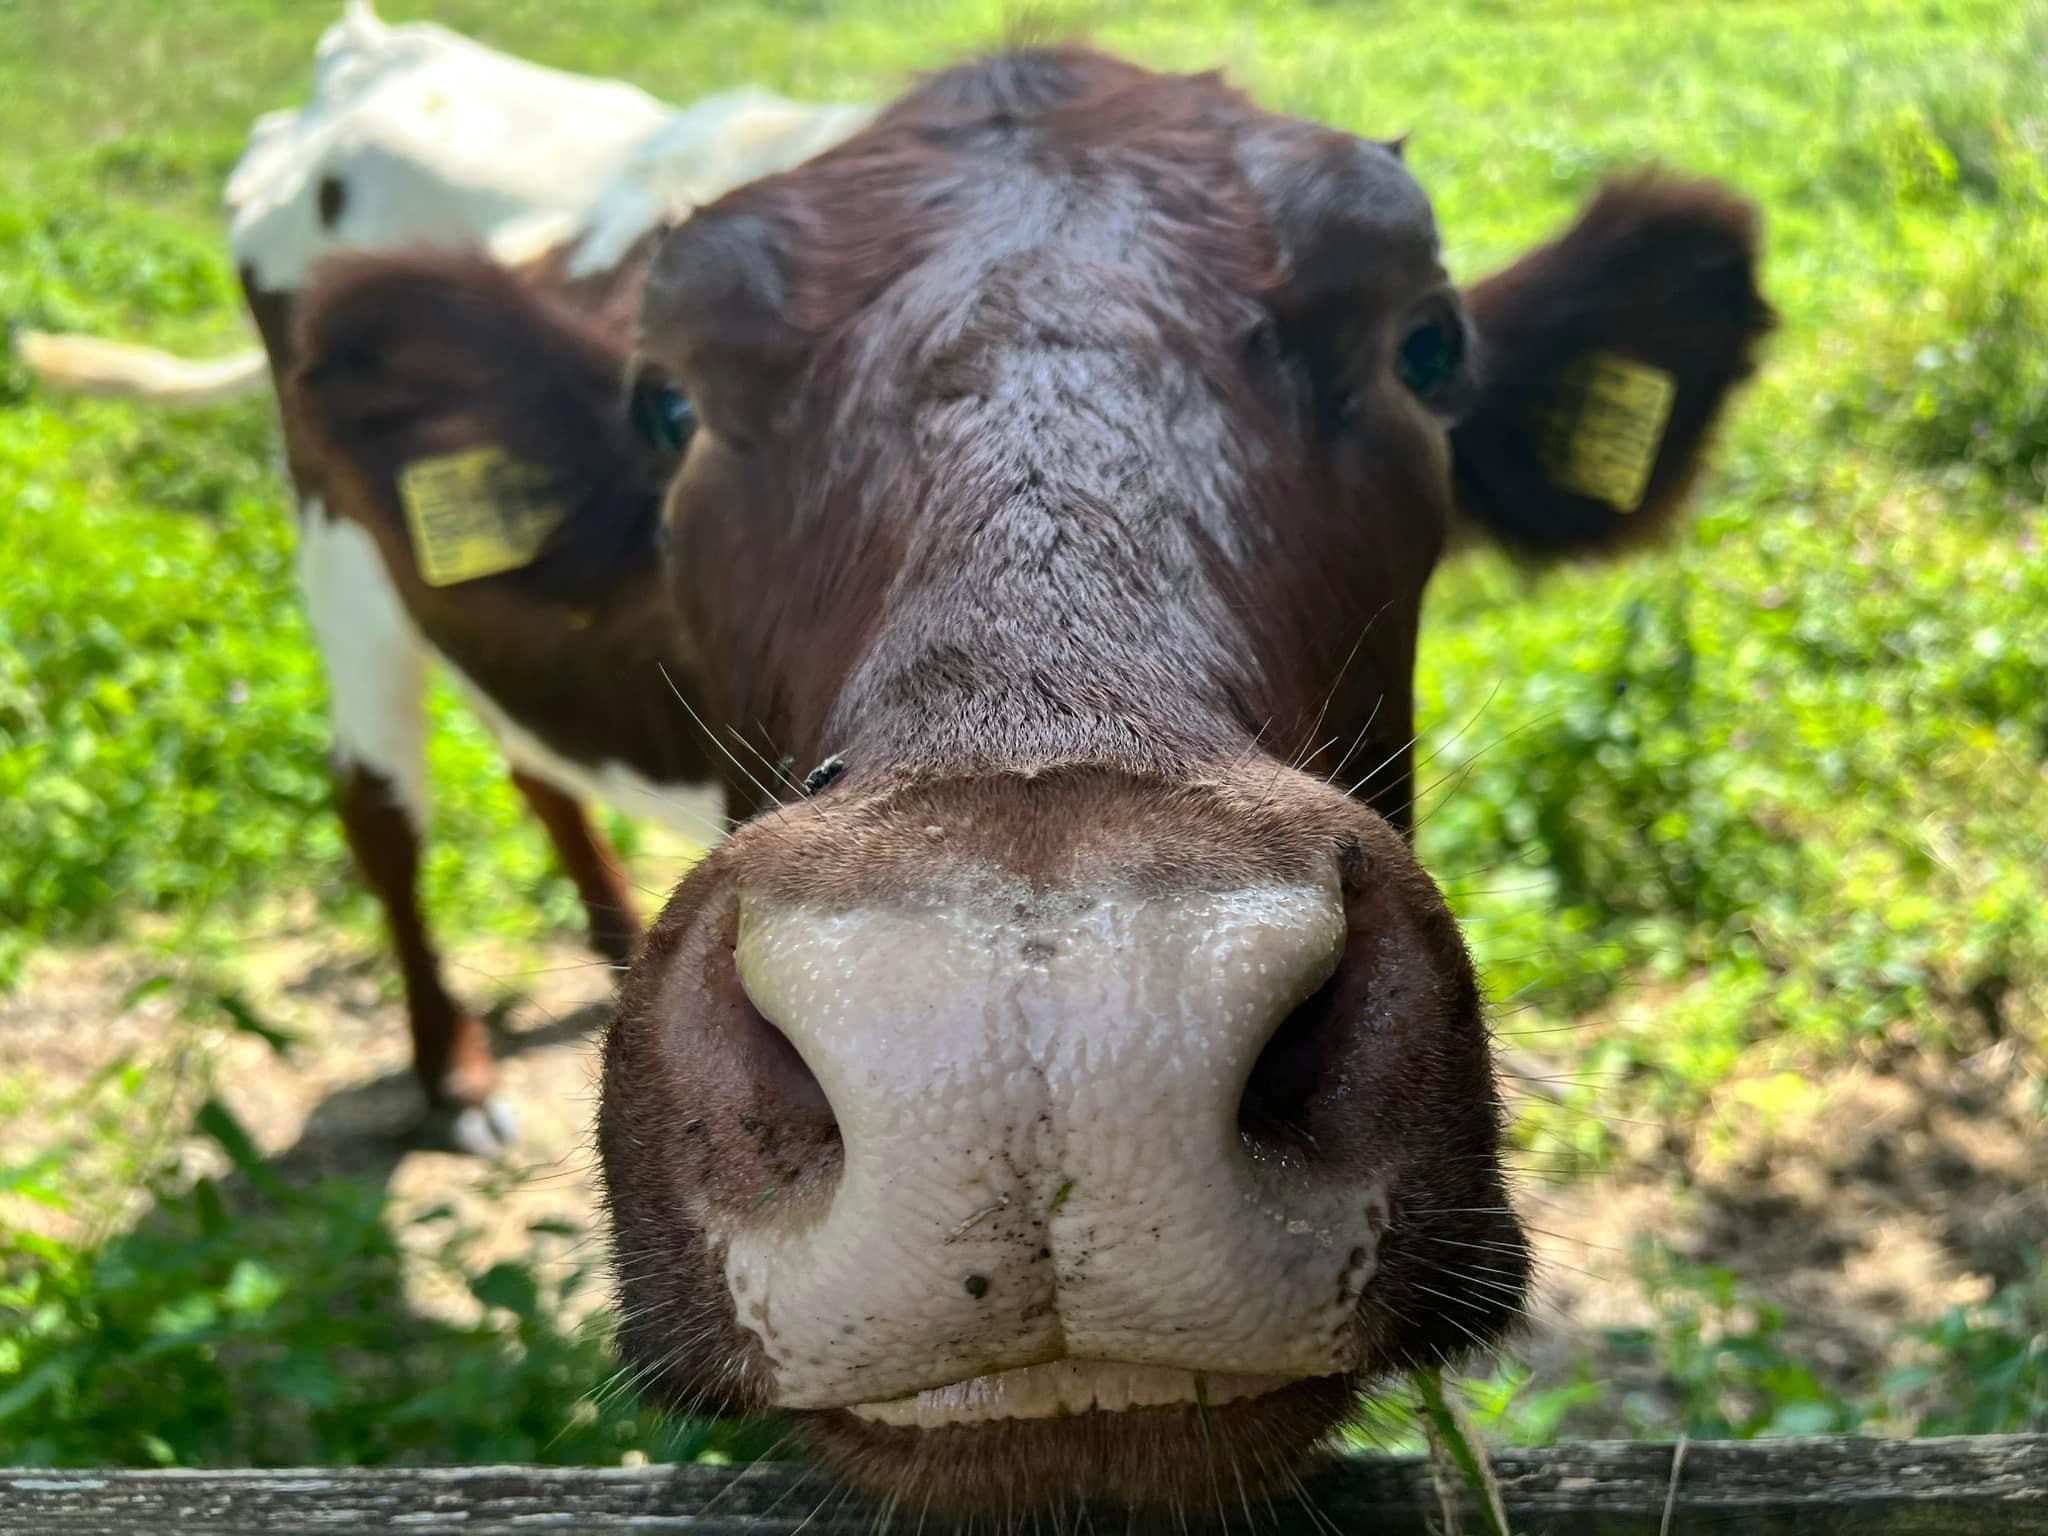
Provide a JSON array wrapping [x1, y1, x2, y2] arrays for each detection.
[[1395, 297, 1468, 408], [629, 372, 697, 454]]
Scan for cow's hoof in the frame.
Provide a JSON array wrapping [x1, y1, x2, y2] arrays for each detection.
[[424, 1096, 522, 1158]]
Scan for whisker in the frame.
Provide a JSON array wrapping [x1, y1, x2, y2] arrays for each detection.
[[1405, 706, 1569, 831], [1324, 691, 1386, 788], [659, 661, 786, 814], [730, 721, 806, 799], [1297, 599, 1396, 768]]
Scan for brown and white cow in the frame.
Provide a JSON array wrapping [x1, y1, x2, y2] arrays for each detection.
[[291, 47, 1770, 1520], [25, 5, 868, 1153], [252, 52, 866, 1154]]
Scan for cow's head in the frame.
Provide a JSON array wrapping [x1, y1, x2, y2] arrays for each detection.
[[301, 47, 1771, 1519], [606, 51, 1769, 1514]]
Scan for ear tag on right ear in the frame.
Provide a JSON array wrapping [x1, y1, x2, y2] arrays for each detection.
[[1539, 352, 1677, 513], [399, 445, 565, 587]]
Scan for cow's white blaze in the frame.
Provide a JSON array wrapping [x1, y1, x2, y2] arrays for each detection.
[[724, 880, 1388, 1411], [296, 500, 431, 824]]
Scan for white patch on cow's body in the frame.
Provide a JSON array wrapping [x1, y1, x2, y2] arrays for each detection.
[[434, 656, 728, 848], [227, 1, 670, 290], [295, 500, 430, 824], [562, 91, 875, 278], [296, 500, 726, 845], [725, 882, 1387, 1410], [226, 3, 870, 295]]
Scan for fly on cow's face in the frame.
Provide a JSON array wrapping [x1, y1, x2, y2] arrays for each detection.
[[801, 754, 847, 796]]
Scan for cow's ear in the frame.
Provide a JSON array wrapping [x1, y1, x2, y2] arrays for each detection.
[[1448, 175, 1774, 560], [290, 249, 669, 600], [638, 202, 812, 451]]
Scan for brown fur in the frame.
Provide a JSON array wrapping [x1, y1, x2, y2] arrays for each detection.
[[288, 241, 760, 805], [288, 46, 1772, 1515], [508, 768, 640, 964], [247, 241, 742, 1124]]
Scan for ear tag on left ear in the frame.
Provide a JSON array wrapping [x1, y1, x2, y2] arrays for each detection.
[[399, 445, 566, 587], [1539, 352, 1677, 513]]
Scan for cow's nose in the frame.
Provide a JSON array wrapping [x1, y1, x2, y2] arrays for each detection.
[[719, 874, 1385, 1409]]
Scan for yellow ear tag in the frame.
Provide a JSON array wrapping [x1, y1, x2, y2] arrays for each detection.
[[399, 446, 566, 587], [1540, 352, 1677, 513]]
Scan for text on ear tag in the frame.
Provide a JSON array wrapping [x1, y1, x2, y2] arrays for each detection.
[[399, 446, 566, 587], [1539, 352, 1677, 513]]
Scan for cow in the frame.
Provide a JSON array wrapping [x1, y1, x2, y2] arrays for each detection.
[[22, 4, 869, 1153], [283, 45, 1773, 1520]]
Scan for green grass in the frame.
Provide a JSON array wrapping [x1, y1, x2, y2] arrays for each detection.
[[3, 0, 2045, 1471], [0, 1016, 779, 1467]]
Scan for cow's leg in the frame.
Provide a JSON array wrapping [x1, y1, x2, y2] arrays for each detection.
[[297, 501, 513, 1154], [509, 768, 642, 966], [332, 765, 508, 1149]]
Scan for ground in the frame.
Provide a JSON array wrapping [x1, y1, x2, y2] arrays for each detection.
[[1, 927, 613, 1329]]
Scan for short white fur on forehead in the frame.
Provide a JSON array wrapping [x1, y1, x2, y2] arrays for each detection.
[[226, 1, 870, 292]]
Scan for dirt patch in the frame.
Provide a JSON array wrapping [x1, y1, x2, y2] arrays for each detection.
[[0, 920, 623, 1327], [1511, 1043, 2046, 1432]]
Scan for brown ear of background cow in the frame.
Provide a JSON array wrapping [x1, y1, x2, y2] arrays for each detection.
[[288, 246, 674, 607], [1451, 174, 1775, 559]]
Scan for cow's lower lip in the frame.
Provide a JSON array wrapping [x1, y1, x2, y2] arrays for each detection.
[[807, 1372, 1358, 1514], [843, 1360, 1299, 1428]]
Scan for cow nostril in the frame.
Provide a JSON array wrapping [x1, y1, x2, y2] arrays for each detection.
[[749, 999, 835, 1125], [721, 945, 842, 1179], [1237, 965, 1346, 1162]]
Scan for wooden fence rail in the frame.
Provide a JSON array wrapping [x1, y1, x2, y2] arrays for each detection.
[[5, 1434, 2044, 1534], [4, 1441, 2048, 1536]]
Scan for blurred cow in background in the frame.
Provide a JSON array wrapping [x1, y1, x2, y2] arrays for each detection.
[[22, 2, 869, 1152]]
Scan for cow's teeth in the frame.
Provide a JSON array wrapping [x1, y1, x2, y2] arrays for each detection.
[[847, 1362, 1295, 1427]]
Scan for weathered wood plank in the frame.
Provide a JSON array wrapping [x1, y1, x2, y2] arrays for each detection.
[[4, 1435, 2043, 1535]]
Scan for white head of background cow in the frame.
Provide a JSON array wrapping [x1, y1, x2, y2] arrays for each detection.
[[226, 0, 669, 292], [20, 3, 869, 403]]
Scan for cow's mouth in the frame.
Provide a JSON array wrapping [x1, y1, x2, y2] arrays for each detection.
[[808, 1370, 1358, 1515], [844, 1360, 1300, 1428]]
